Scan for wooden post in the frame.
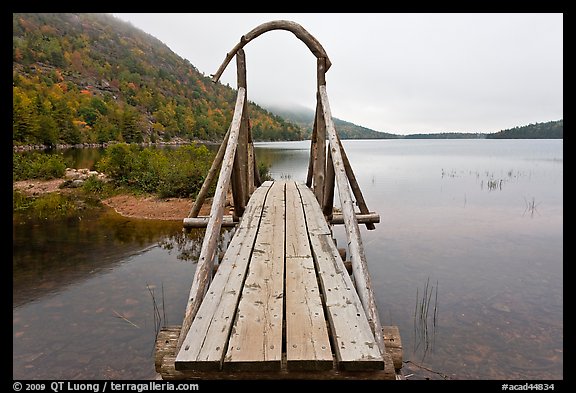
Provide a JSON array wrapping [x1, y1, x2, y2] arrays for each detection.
[[231, 49, 248, 219], [247, 110, 260, 189], [252, 142, 262, 187], [336, 134, 376, 230], [306, 112, 318, 188], [313, 97, 325, 204], [313, 58, 327, 205], [383, 326, 403, 370], [318, 85, 385, 355], [236, 48, 247, 89], [188, 126, 230, 218], [247, 137, 255, 195], [240, 48, 260, 191], [231, 151, 245, 219], [323, 146, 335, 219], [176, 88, 246, 352], [155, 326, 181, 373], [237, 49, 252, 204]]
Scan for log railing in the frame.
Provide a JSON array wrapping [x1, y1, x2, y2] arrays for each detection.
[[176, 86, 245, 351], [318, 85, 384, 354]]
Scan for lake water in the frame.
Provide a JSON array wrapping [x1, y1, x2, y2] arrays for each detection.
[[13, 139, 563, 380]]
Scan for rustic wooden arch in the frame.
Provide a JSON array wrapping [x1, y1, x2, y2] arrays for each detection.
[[211, 20, 332, 83], [178, 20, 384, 358]]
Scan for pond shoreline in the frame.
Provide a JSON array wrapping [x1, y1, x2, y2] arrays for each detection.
[[13, 178, 223, 221], [12, 139, 221, 153]]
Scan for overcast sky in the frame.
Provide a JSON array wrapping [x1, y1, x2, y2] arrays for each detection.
[[113, 13, 562, 134]]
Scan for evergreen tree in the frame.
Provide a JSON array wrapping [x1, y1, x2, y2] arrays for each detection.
[[121, 106, 142, 143]]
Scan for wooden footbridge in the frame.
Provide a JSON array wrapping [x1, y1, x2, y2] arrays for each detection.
[[154, 21, 403, 380]]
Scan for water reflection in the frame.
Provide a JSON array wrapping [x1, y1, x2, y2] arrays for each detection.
[[13, 208, 211, 379], [13, 208, 186, 308]]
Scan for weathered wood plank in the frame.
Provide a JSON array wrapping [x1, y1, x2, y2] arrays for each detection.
[[285, 181, 333, 371], [296, 183, 383, 371], [175, 181, 271, 370], [183, 216, 236, 229], [162, 354, 396, 380], [223, 181, 286, 371], [176, 88, 246, 352], [319, 85, 385, 354], [330, 213, 380, 226]]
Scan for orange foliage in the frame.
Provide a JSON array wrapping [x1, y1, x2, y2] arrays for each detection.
[[70, 51, 83, 73], [54, 69, 64, 82], [73, 120, 89, 128], [198, 81, 207, 93], [14, 47, 23, 62], [18, 17, 37, 33], [40, 25, 57, 35]]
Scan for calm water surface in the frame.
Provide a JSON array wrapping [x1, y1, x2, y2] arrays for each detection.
[[13, 139, 563, 380]]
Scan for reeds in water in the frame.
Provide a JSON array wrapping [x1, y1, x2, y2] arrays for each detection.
[[523, 197, 540, 218], [413, 277, 439, 363]]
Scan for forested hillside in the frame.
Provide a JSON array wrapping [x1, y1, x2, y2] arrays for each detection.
[[12, 13, 303, 147], [486, 120, 563, 139]]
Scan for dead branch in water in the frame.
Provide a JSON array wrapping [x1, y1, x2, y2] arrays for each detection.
[[112, 309, 140, 329]]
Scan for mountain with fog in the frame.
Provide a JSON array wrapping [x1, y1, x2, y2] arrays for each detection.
[[12, 13, 303, 146], [264, 103, 401, 139]]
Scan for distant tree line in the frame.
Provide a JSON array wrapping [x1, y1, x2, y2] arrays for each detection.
[[403, 132, 486, 139], [485, 120, 563, 139]]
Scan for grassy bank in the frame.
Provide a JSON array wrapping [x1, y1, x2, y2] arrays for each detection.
[[13, 143, 273, 218]]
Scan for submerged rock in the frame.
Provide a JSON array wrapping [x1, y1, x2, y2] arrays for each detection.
[[491, 302, 511, 313]]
